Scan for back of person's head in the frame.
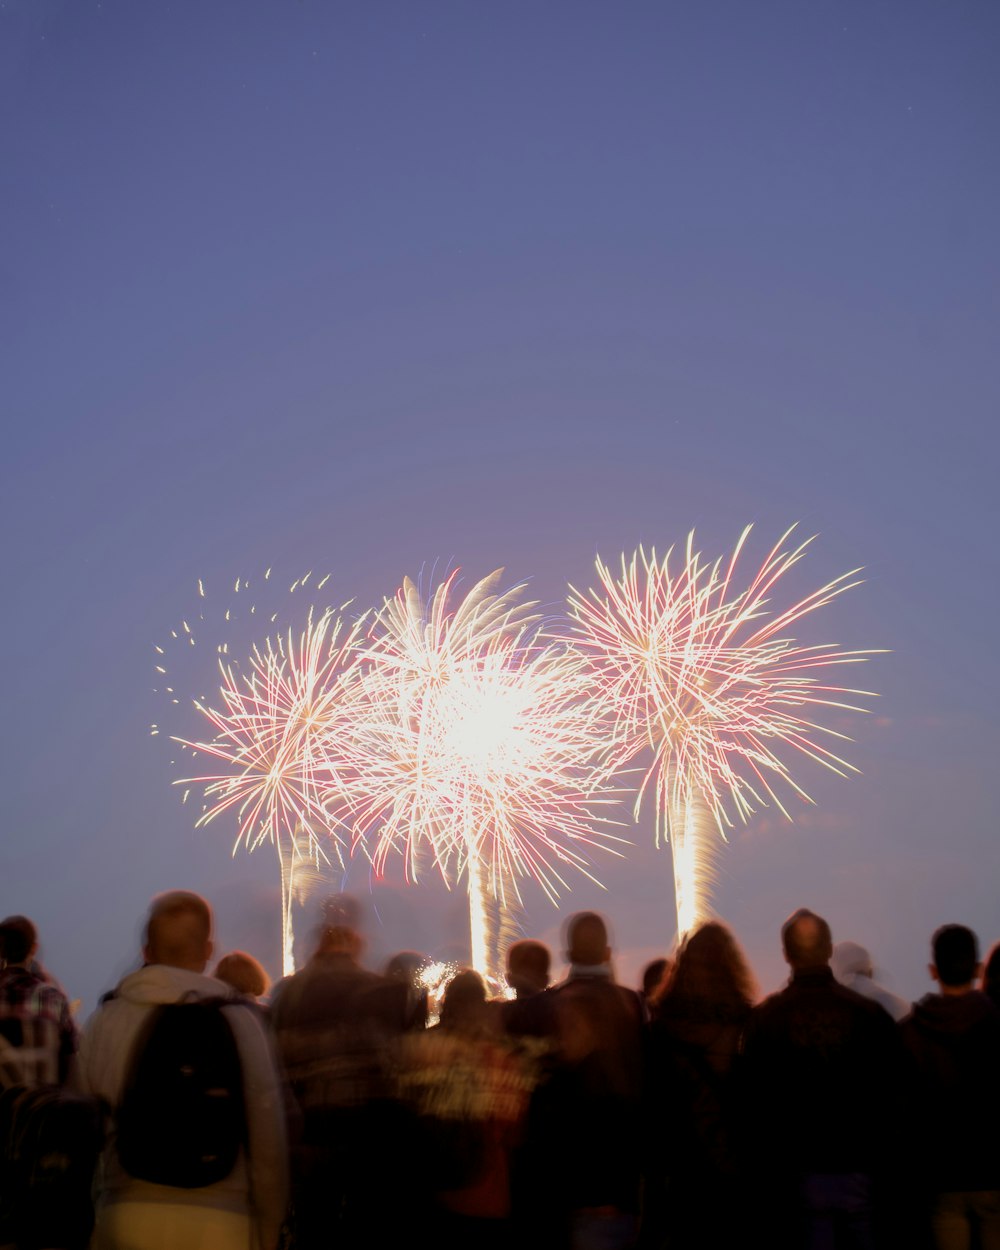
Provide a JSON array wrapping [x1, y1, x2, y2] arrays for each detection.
[[931, 924, 979, 988], [144, 891, 213, 972], [831, 940, 873, 982], [0, 915, 38, 966], [781, 908, 833, 972], [439, 969, 488, 1033], [664, 921, 757, 1011], [982, 942, 1000, 1006], [315, 924, 362, 960], [642, 957, 670, 1000], [566, 911, 610, 967], [506, 939, 550, 996], [214, 950, 270, 998], [384, 951, 426, 983]]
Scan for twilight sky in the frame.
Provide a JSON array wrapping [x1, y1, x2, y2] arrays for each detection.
[[2, 1, 999, 1013]]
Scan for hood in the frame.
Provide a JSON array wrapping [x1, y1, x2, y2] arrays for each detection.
[[114, 963, 236, 1007], [909, 989, 998, 1036], [832, 941, 872, 981]]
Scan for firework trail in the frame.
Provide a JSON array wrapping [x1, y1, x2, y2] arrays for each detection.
[[346, 569, 621, 983], [155, 573, 365, 974], [567, 527, 879, 936]]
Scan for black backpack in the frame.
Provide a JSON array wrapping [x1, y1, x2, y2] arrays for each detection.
[[0, 1083, 105, 1250], [116, 995, 246, 1188]]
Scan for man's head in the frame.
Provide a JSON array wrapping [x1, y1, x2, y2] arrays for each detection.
[[565, 911, 611, 968], [506, 939, 550, 998], [930, 924, 979, 992], [0, 915, 38, 967], [143, 891, 213, 973], [781, 908, 833, 972]]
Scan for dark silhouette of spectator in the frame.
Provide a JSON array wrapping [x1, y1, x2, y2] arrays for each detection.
[[507, 939, 550, 998], [547, 911, 645, 1249], [384, 949, 430, 1029], [900, 924, 1000, 1250], [270, 913, 411, 1249], [398, 969, 533, 1250], [502, 939, 556, 1040], [741, 908, 905, 1249], [77, 891, 288, 1250], [645, 921, 756, 1249], [0, 914, 78, 1087], [494, 940, 563, 1250], [980, 941, 1000, 1013], [639, 956, 670, 1022]]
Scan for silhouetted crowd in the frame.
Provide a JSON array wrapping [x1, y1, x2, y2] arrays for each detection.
[[3, 895, 1000, 1250]]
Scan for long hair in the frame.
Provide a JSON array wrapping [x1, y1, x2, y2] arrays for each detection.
[[656, 921, 757, 1016]]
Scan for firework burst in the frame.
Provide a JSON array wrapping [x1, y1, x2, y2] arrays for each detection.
[[159, 577, 366, 975], [347, 569, 621, 982], [568, 526, 879, 935]]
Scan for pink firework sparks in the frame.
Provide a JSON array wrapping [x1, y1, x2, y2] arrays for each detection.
[[176, 604, 366, 859], [567, 526, 880, 932]]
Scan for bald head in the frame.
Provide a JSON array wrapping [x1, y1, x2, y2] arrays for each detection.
[[782, 908, 833, 972], [566, 911, 611, 968], [144, 891, 213, 972]]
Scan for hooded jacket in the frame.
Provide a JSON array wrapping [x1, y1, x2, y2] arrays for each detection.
[[899, 990, 1000, 1191], [78, 964, 288, 1250]]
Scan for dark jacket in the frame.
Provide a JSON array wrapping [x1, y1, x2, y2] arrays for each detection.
[[546, 972, 645, 1213], [899, 990, 1000, 1191], [741, 966, 904, 1175]]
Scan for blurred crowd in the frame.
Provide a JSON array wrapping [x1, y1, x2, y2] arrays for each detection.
[[2, 896, 1000, 1250]]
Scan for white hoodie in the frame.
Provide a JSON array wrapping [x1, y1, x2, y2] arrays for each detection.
[[77, 964, 288, 1250]]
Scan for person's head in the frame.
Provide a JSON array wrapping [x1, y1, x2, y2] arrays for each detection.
[[214, 950, 270, 999], [506, 939, 551, 998], [981, 942, 1000, 1005], [781, 908, 833, 972], [143, 891, 213, 973], [931, 924, 979, 992], [384, 951, 426, 984], [642, 957, 670, 1000], [566, 911, 611, 968], [0, 915, 38, 967], [315, 924, 362, 961], [831, 941, 873, 982], [662, 922, 757, 1011], [439, 969, 488, 1033]]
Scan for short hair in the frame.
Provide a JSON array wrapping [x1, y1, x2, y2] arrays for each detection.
[[932, 924, 978, 987], [0, 915, 37, 965], [145, 891, 212, 967], [507, 939, 550, 991], [214, 950, 270, 998], [781, 908, 833, 970], [642, 957, 670, 999], [566, 911, 610, 966]]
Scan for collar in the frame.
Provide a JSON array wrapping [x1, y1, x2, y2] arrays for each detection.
[[568, 962, 614, 981]]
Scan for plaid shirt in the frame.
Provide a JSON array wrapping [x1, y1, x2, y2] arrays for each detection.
[[0, 965, 78, 1087]]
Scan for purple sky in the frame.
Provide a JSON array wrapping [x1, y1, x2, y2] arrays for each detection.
[[3, 1, 999, 1013]]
